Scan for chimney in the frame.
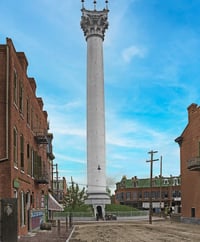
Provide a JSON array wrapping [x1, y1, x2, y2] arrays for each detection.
[[29, 78, 37, 94], [187, 103, 198, 122], [17, 52, 28, 72]]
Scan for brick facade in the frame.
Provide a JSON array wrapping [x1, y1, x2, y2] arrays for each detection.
[[115, 176, 181, 213], [175, 103, 200, 222], [0, 38, 55, 236]]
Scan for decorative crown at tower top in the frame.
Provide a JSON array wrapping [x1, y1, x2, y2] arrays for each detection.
[[80, 0, 109, 41], [93, 1, 97, 10], [81, 0, 109, 11]]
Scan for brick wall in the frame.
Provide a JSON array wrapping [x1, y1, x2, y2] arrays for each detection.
[[0, 38, 53, 236], [177, 103, 200, 219]]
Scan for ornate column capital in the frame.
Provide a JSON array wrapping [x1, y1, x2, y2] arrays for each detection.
[[81, 9, 109, 41]]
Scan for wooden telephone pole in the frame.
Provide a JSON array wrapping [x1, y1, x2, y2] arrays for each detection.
[[146, 150, 159, 224]]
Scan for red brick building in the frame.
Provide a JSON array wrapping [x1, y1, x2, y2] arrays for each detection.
[[115, 175, 181, 214], [175, 103, 200, 223], [0, 38, 56, 236], [52, 177, 67, 204]]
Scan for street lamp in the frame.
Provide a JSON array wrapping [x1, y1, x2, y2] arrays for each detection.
[[146, 150, 159, 224]]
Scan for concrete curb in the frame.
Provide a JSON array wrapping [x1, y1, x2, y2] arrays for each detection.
[[66, 225, 75, 242]]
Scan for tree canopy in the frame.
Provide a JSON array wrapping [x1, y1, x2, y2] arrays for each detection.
[[64, 177, 87, 210]]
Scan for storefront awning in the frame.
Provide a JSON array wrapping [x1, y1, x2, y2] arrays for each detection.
[[48, 193, 64, 211]]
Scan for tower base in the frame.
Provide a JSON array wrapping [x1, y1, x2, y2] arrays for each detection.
[[85, 193, 111, 219]]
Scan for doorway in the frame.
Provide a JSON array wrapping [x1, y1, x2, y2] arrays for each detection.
[[96, 206, 103, 220], [191, 207, 195, 218]]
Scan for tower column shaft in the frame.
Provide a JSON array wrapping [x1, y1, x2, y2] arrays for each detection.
[[81, 6, 110, 211], [87, 36, 106, 193]]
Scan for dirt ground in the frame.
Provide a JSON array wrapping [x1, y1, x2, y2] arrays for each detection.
[[69, 220, 200, 242], [18, 224, 73, 242]]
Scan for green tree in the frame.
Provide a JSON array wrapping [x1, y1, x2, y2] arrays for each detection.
[[106, 187, 111, 197], [64, 177, 87, 211]]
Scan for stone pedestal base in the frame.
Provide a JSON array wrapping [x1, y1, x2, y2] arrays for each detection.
[[85, 193, 111, 219]]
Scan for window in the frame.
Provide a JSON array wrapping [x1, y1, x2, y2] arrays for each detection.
[[126, 192, 131, 201], [36, 194, 39, 208], [155, 191, 160, 199], [14, 190, 18, 198], [34, 154, 42, 179], [31, 192, 35, 208], [138, 192, 142, 199], [35, 114, 39, 130], [26, 98, 30, 125], [144, 191, 149, 199], [120, 192, 124, 201], [41, 191, 45, 208], [13, 127, 18, 167], [19, 82, 24, 113], [132, 192, 137, 200], [172, 190, 181, 198], [173, 178, 179, 186], [20, 135, 24, 171], [20, 191, 26, 226], [31, 149, 34, 177], [58, 181, 62, 190], [162, 191, 168, 198], [164, 179, 169, 185], [13, 70, 18, 105], [116, 193, 120, 201], [26, 192, 31, 210], [31, 107, 34, 130], [151, 191, 156, 199], [133, 181, 138, 187], [27, 144, 31, 175]]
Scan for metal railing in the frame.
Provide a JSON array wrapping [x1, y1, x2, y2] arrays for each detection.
[[53, 210, 148, 219]]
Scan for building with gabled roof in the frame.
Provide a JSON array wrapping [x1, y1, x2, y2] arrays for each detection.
[[115, 175, 181, 213], [175, 103, 200, 223]]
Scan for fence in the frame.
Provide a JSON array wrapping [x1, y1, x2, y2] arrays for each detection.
[[53, 210, 148, 220]]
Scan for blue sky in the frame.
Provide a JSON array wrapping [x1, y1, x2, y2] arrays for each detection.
[[1, 0, 200, 192]]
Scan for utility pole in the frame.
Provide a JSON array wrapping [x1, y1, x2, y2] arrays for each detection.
[[52, 164, 59, 200], [146, 150, 159, 224], [160, 156, 162, 217]]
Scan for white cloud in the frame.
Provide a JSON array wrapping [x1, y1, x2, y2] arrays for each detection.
[[122, 45, 147, 63], [55, 154, 85, 164]]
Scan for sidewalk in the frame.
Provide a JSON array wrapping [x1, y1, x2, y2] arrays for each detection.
[[18, 223, 73, 242]]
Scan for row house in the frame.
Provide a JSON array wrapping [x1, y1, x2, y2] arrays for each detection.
[[0, 38, 59, 238], [175, 103, 200, 223], [115, 175, 181, 213], [52, 177, 67, 204]]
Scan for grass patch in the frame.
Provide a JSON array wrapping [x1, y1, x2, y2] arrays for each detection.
[[106, 204, 138, 212]]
